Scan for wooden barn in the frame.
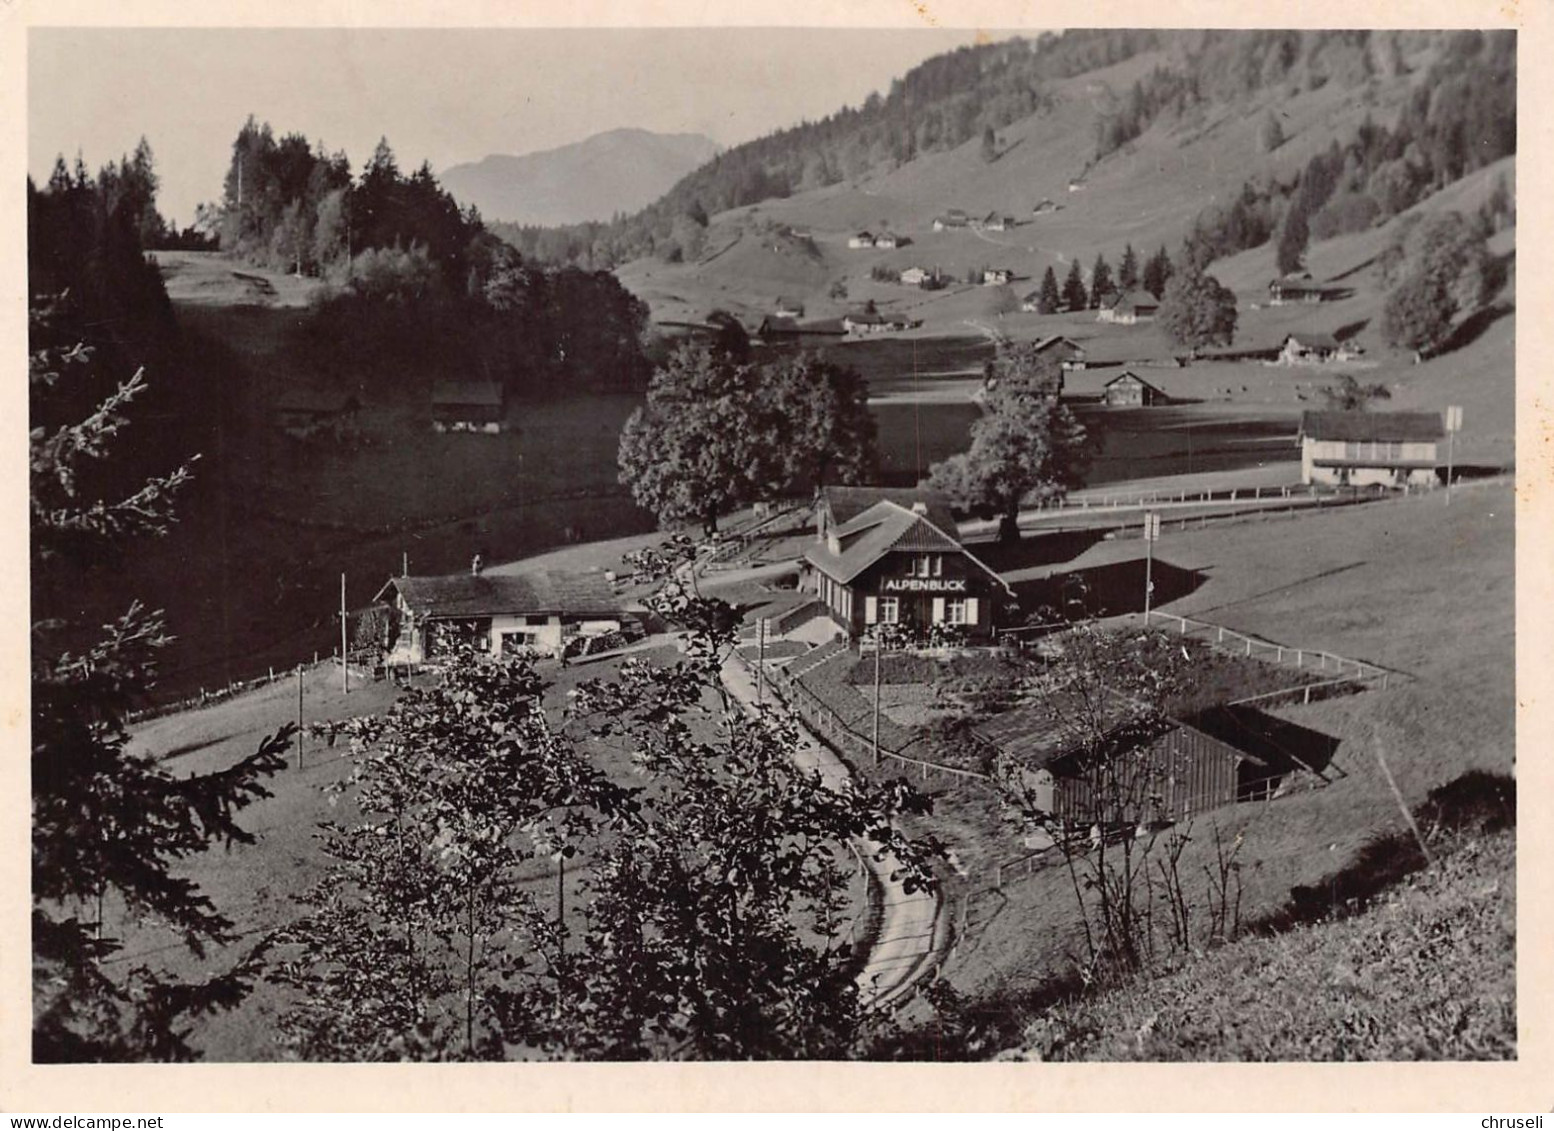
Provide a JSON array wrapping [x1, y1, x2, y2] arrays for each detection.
[[1031, 335, 1087, 370], [1096, 290, 1159, 325], [974, 694, 1271, 826], [431, 381, 506, 433], [272, 390, 363, 439], [1103, 371, 1166, 407]]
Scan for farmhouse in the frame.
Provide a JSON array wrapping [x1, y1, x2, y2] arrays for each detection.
[[1096, 290, 1159, 325], [803, 498, 1012, 644], [848, 231, 876, 249], [973, 212, 1012, 232], [1032, 199, 1060, 215], [431, 381, 506, 433], [932, 209, 970, 231], [757, 315, 847, 341], [973, 696, 1272, 825], [1280, 332, 1361, 365], [1267, 278, 1340, 305], [1032, 335, 1088, 369], [1103, 371, 1166, 407], [874, 232, 901, 249], [982, 267, 1014, 286], [843, 310, 915, 334], [376, 563, 627, 664], [1298, 410, 1445, 489], [1020, 291, 1044, 313], [899, 266, 932, 287], [272, 389, 363, 439], [774, 296, 805, 318]]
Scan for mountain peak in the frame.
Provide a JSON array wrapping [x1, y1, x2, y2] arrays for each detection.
[[441, 129, 720, 226]]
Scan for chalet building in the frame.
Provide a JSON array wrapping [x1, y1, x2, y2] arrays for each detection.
[[273, 390, 363, 439], [843, 310, 916, 335], [774, 296, 805, 318], [931, 209, 970, 232], [1067, 180, 1087, 193], [376, 563, 627, 663], [1267, 279, 1339, 305], [431, 381, 506, 433], [874, 232, 901, 249], [1298, 410, 1444, 489], [973, 696, 1273, 826], [847, 231, 876, 249], [1103, 371, 1166, 407], [899, 266, 931, 287], [1032, 335, 1088, 369], [1279, 332, 1362, 365], [1096, 290, 1159, 325], [1032, 199, 1060, 215], [982, 267, 1013, 286], [972, 212, 1012, 232], [1020, 291, 1045, 313], [803, 498, 1012, 644]]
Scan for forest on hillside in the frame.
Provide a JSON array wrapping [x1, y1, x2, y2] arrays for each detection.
[[39, 120, 657, 399], [496, 28, 1513, 272]]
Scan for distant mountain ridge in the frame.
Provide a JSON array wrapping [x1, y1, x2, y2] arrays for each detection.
[[440, 128, 721, 226]]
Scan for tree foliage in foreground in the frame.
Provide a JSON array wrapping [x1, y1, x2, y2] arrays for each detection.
[[276, 556, 939, 1060], [30, 298, 292, 1061], [928, 341, 1091, 543]]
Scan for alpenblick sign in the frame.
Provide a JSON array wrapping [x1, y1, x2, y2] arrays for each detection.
[[880, 577, 967, 593]]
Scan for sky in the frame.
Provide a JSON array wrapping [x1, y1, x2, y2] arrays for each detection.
[[29, 27, 1015, 228]]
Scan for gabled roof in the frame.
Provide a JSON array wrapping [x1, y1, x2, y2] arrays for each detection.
[[1105, 370, 1163, 393], [1105, 290, 1159, 312], [973, 693, 1262, 773], [818, 485, 958, 532], [1032, 335, 1085, 355], [1284, 332, 1343, 351], [805, 500, 1013, 592], [1299, 411, 1445, 444], [376, 569, 622, 619], [431, 380, 504, 407]]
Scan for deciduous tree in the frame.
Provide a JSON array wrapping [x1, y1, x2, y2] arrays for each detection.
[[929, 342, 1091, 542], [1158, 266, 1238, 353]]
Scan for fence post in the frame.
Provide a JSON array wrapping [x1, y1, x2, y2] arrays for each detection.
[[1245, 638, 1252, 656], [1296, 650, 1303, 667], [1304, 685, 1312, 706], [994, 862, 1003, 891], [1217, 626, 1224, 643]]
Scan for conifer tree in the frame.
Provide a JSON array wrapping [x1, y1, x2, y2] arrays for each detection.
[[1061, 258, 1089, 312]]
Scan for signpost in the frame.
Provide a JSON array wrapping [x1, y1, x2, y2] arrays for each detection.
[[1142, 511, 1160, 623], [1444, 405, 1463, 505]]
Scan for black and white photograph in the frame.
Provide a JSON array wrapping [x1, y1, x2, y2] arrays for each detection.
[[7, 0, 1545, 1109]]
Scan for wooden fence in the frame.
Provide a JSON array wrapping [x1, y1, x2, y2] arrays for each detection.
[[1140, 611, 1399, 688]]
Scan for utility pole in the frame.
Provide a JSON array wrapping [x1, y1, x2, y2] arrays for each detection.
[[296, 664, 305, 769], [1444, 405, 1463, 505], [1143, 510, 1160, 623], [340, 572, 349, 695], [871, 626, 882, 766], [756, 616, 766, 706], [402, 550, 409, 577]]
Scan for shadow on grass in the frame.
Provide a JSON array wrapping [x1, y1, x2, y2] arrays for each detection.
[[1008, 557, 1208, 620], [1435, 300, 1514, 356], [1250, 769, 1515, 934]]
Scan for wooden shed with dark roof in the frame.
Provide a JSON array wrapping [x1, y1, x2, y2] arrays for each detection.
[[431, 381, 506, 433], [973, 693, 1271, 825], [803, 499, 1012, 643]]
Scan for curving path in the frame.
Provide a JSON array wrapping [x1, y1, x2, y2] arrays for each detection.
[[718, 655, 940, 1008]]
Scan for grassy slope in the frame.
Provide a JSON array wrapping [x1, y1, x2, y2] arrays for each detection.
[[1018, 831, 1514, 1061], [614, 41, 1431, 331]]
